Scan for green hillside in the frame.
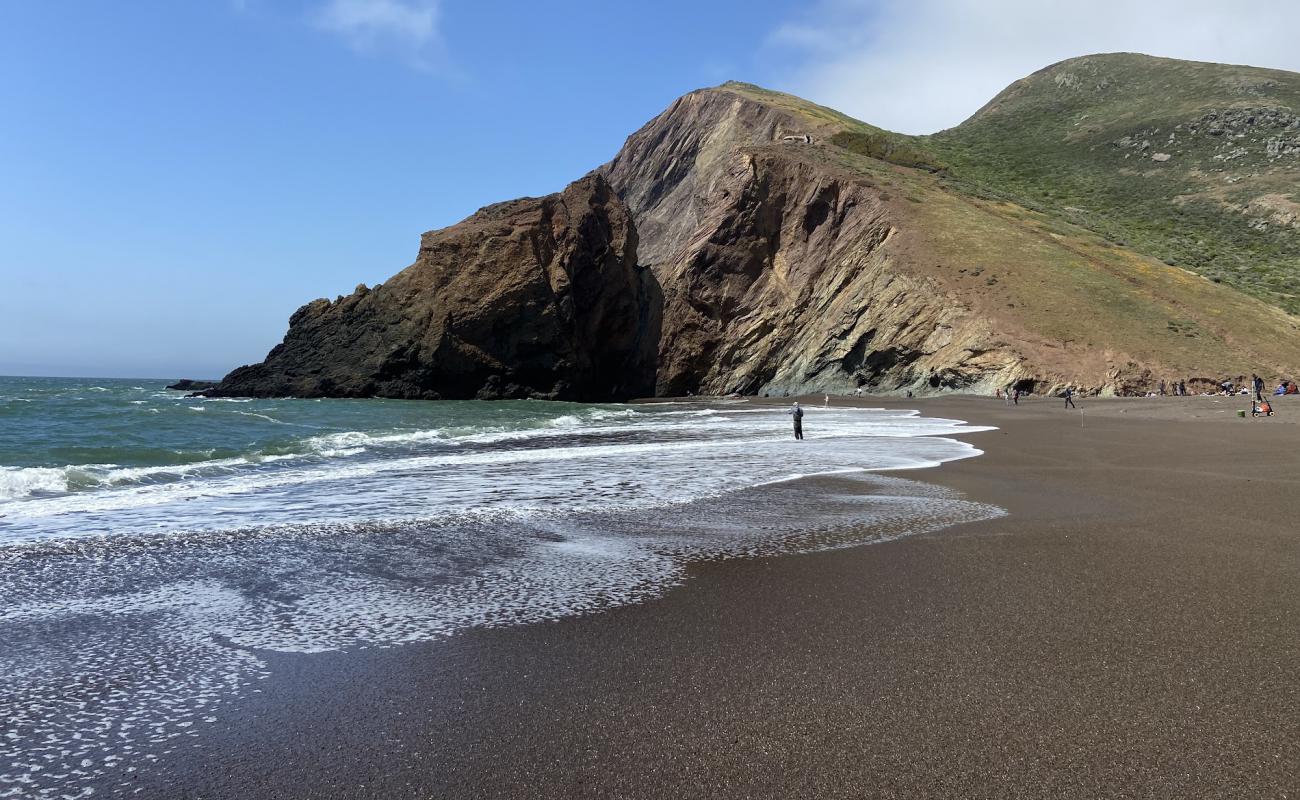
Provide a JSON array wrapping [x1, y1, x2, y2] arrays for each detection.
[[925, 53, 1300, 314]]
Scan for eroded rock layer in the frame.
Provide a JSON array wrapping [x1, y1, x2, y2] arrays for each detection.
[[210, 63, 1300, 401], [207, 175, 661, 401], [600, 89, 1013, 396], [600, 84, 1300, 396]]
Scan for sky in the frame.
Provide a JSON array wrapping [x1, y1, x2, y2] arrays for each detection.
[[3, 0, 1298, 378]]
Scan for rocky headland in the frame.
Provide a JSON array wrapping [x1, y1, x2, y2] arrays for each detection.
[[204, 175, 660, 401], [210, 54, 1300, 400]]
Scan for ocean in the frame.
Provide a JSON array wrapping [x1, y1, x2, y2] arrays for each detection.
[[0, 376, 1001, 798]]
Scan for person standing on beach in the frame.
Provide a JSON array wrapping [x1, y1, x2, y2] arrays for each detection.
[[1159, 380, 1167, 396], [1178, 379, 1186, 397], [787, 402, 804, 440], [1063, 386, 1077, 409], [1253, 373, 1264, 402]]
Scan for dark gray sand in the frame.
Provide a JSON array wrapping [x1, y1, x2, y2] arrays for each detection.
[[137, 396, 1299, 798]]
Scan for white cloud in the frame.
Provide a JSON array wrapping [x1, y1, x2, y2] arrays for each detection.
[[767, 0, 1300, 134], [312, 0, 444, 69]]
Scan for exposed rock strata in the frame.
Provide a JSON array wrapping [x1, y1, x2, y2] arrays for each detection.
[[600, 88, 1020, 396], [600, 85, 1300, 397], [206, 175, 660, 401], [207, 68, 1300, 401]]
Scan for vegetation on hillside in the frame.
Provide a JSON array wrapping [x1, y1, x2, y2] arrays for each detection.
[[720, 58, 1300, 318], [713, 64, 1300, 381], [720, 82, 945, 171], [818, 138, 1300, 383], [829, 131, 944, 172], [923, 53, 1300, 314]]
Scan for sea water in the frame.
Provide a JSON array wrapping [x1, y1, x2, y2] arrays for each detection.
[[0, 376, 1001, 798]]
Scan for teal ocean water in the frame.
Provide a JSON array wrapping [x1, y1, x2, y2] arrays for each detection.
[[0, 376, 665, 505], [0, 376, 997, 544], [0, 375, 1001, 798]]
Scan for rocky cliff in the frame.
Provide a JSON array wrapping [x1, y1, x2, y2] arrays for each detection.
[[206, 175, 661, 401], [212, 58, 1300, 401], [600, 88, 1011, 396], [599, 81, 1300, 396]]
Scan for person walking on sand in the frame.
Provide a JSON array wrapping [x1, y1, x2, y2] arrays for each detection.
[[787, 402, 804, 440], [1253, 373, 1265, 402], [1178, 379, 1186, 397], [1063, 386, 1077, 409]]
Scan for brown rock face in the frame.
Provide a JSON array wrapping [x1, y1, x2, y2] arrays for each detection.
[[208, 75, 1300, 401], [601, 85, 1300, 397], [207, 175, 661, 401], [600, 88, 1013, 396]]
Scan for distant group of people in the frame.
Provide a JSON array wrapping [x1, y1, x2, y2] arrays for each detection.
[[1134, 372, 1298, 418], [995, 383, 1076, 409], [783, 370, 1294, 438], [1157, 379, 1189, 397], [1155, 373, 1296, 402]]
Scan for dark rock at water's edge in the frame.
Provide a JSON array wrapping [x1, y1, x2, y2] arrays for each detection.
[[203, 175, 662, 402], [166, 379, 219, 391]]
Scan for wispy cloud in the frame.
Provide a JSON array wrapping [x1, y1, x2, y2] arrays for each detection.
[[312, 0, 446, 70], [766, 0, 1300, 134]]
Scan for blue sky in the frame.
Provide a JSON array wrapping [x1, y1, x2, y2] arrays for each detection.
[[4, 0, 1297, 378]]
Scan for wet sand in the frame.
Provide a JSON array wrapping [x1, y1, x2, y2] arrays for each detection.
[[141, 395, 1299, 798]]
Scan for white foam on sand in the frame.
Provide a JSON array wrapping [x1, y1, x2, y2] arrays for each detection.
[[0, 474, 1002, 798], [0, 405, 1001, 798], [0, 407, 992, 542]]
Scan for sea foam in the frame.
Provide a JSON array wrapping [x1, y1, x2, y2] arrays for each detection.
[[0, 400, 1000, 798]]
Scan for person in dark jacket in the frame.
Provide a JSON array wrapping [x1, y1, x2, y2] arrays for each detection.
[[787, 402, 804, 440]]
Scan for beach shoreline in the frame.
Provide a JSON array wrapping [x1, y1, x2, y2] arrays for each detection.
[[129, 395, 1299, 798]]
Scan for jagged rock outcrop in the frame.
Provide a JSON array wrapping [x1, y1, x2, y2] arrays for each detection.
[[206, 175, 661, 401], [600, 82, 1300, 397], [166, 379, 218, 391], [600, 87, 1019, 396]]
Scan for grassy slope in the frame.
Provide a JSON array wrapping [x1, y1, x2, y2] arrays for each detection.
[[714, 79, 1300, 383], [924, 53, 1300, 314]]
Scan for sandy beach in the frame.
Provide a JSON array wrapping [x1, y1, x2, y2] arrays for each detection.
[[135, 394, 1299, 798]]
